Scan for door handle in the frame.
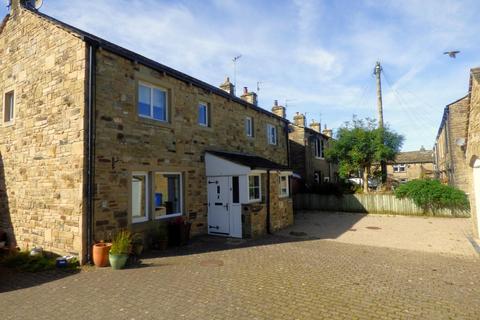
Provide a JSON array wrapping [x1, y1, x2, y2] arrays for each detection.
[[225, 203, 229, 211]]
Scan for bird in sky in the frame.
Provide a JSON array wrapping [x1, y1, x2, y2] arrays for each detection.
[[443, 51, 460, 58]]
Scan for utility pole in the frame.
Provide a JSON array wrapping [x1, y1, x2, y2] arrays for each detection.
[[374, 61, 384, 129], [374, 61, 387, 184], [232, 55, 242, 95]]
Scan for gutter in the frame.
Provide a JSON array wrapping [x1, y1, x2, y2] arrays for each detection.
[[85, 43, 97, 263], [266, 169, 271, 234]]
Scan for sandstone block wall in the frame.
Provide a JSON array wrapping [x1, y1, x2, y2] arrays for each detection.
[[0, 8, 86, 256], [466, 71, 480, 238], [92, 49, 291, 240], [288, 124, 337, 186]]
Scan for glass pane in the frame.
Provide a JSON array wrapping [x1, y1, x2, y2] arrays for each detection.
[[198, 104, 207, 125], [153, 88, 166, 121], [232, 176, 239, 203], [153, 173, 181, 219], [4, 91, 13, 122], [132, 175, 147, 219], [138, 85, 151, 117]]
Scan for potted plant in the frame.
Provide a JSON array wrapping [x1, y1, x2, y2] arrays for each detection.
[[150, 224, 168, 250], [92, 241, 112, 267], [131, 233, 144, 256], [109, 230, 131, 270], [168, 216, 192, 246]]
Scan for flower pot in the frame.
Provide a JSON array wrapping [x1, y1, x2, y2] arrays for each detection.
[[132, 243, 144, 256], [109, 253, 128, 270], [92, 242, 112, 267]]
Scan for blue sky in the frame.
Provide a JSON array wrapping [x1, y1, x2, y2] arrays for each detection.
[[2, 0, 480, 151]]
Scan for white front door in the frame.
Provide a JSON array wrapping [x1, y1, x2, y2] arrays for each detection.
[[207, 176, 230, 235]]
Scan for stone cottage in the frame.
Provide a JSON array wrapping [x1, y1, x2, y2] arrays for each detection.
[[282, 111, 337, 191], [433, 95, 469, 192], [0, 1, 293, 263], [386, 148, 435, 184], [465, 68, 480, 238]]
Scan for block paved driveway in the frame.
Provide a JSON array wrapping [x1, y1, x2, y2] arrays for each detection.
[[1, 216, 480, 319]]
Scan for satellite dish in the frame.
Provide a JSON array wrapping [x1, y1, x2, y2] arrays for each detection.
[[24, 0, 43, 10]]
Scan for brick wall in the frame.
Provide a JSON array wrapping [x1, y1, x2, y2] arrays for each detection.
[[0, 8, 86, 256], [92, 49, 291, 240]]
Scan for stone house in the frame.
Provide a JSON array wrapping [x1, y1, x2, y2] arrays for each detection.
[[433, 96, 469, 192], [0, 1, 293, 263], [281, 111, 337, 191], [386, 148, 434, 184], [465, 68, 480, 238]]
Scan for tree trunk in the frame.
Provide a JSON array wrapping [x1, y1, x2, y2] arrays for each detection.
[[363, 166, 370, 193]]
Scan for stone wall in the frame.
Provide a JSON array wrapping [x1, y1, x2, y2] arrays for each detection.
[[387, 162, 434, 182], [289, 123, 336, 187], [92, 49, 291, 240], [0, 8, 86, 257], [435, 97, 469, 192], [466, 69, 480, 238]]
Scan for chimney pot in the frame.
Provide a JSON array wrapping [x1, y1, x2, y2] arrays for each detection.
[[274, 100, 278, 106], [243, 87, 248, 94]]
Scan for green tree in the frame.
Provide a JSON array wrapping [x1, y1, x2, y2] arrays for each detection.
[[325, 116, 404, 192]]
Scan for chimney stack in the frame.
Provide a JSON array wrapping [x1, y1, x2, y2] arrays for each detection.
[[310, 120, 321, 133], [219, 77, 235, 95], [9, 0, 21, 15], [293, 112, 306, 127], [322, 124, 333, 138], [240, 87, 258, 106], [271, 100, 286, 118]]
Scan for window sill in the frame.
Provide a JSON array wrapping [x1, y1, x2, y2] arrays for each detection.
[[279, 194, 289, 199], [3, 121, 15, 127], [137, 115, 171, 128], [132, 217, 149, 224], [154, 213, 182, 220]]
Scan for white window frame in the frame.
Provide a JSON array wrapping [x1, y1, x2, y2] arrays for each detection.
[[324, 177, 330, 183], [138, 82, 168, 122], [245, 117, 253, 137], [279, 174, 289, 198], [315, 138, 324, 159], [131, 171, 149, 223], [267, 124, 277, 145], [393, 164, 406, 173], [153, 171, 183, 220], [3, 90, 15, 125], [248, 174, 262, 202], [198, 102, 209, 127]]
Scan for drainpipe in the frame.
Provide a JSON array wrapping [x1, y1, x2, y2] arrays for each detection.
[[85, 43, 97, 263], [285, 122, 291, 168], [266, 169, 271, 234]]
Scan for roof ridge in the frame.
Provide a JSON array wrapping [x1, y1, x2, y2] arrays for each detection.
[[21, 6, 288, 123]]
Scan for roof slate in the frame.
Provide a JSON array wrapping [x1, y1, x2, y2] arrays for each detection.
[[21, 6, 287, 123], [206, 150, 291, 171], [393, 150, 434, 164]]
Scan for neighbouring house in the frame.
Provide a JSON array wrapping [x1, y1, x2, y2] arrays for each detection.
[[386, 148, 434, 184], [0, 1, 293, 263], [465, 68, 480, 238], [433, 95, 470, 192], [281, 110, 337, 192]]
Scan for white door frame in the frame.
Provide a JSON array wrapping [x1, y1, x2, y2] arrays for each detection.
[[473, 159, 480, 238]]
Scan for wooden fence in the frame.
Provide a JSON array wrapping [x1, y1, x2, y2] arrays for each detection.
[[293, 193, 471, 218]]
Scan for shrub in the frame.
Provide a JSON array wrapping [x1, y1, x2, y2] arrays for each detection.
[[0, 251, 56, 272], [394, 179, 469, 211], [110, 230, 131, 255]]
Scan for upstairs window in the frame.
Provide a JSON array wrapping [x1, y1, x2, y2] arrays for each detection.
[[4, 91, 14, 123], [393, 164, 406, 173], [138, 83, 167, 122], [315, 138, 324, 158], [267, 124, 277, 145], [198, 102, 209, 127], [245, 117, 254, 137]]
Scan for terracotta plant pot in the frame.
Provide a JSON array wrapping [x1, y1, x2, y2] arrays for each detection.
[[92, 242, 112, 267], [109, 253, 128, 270]]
